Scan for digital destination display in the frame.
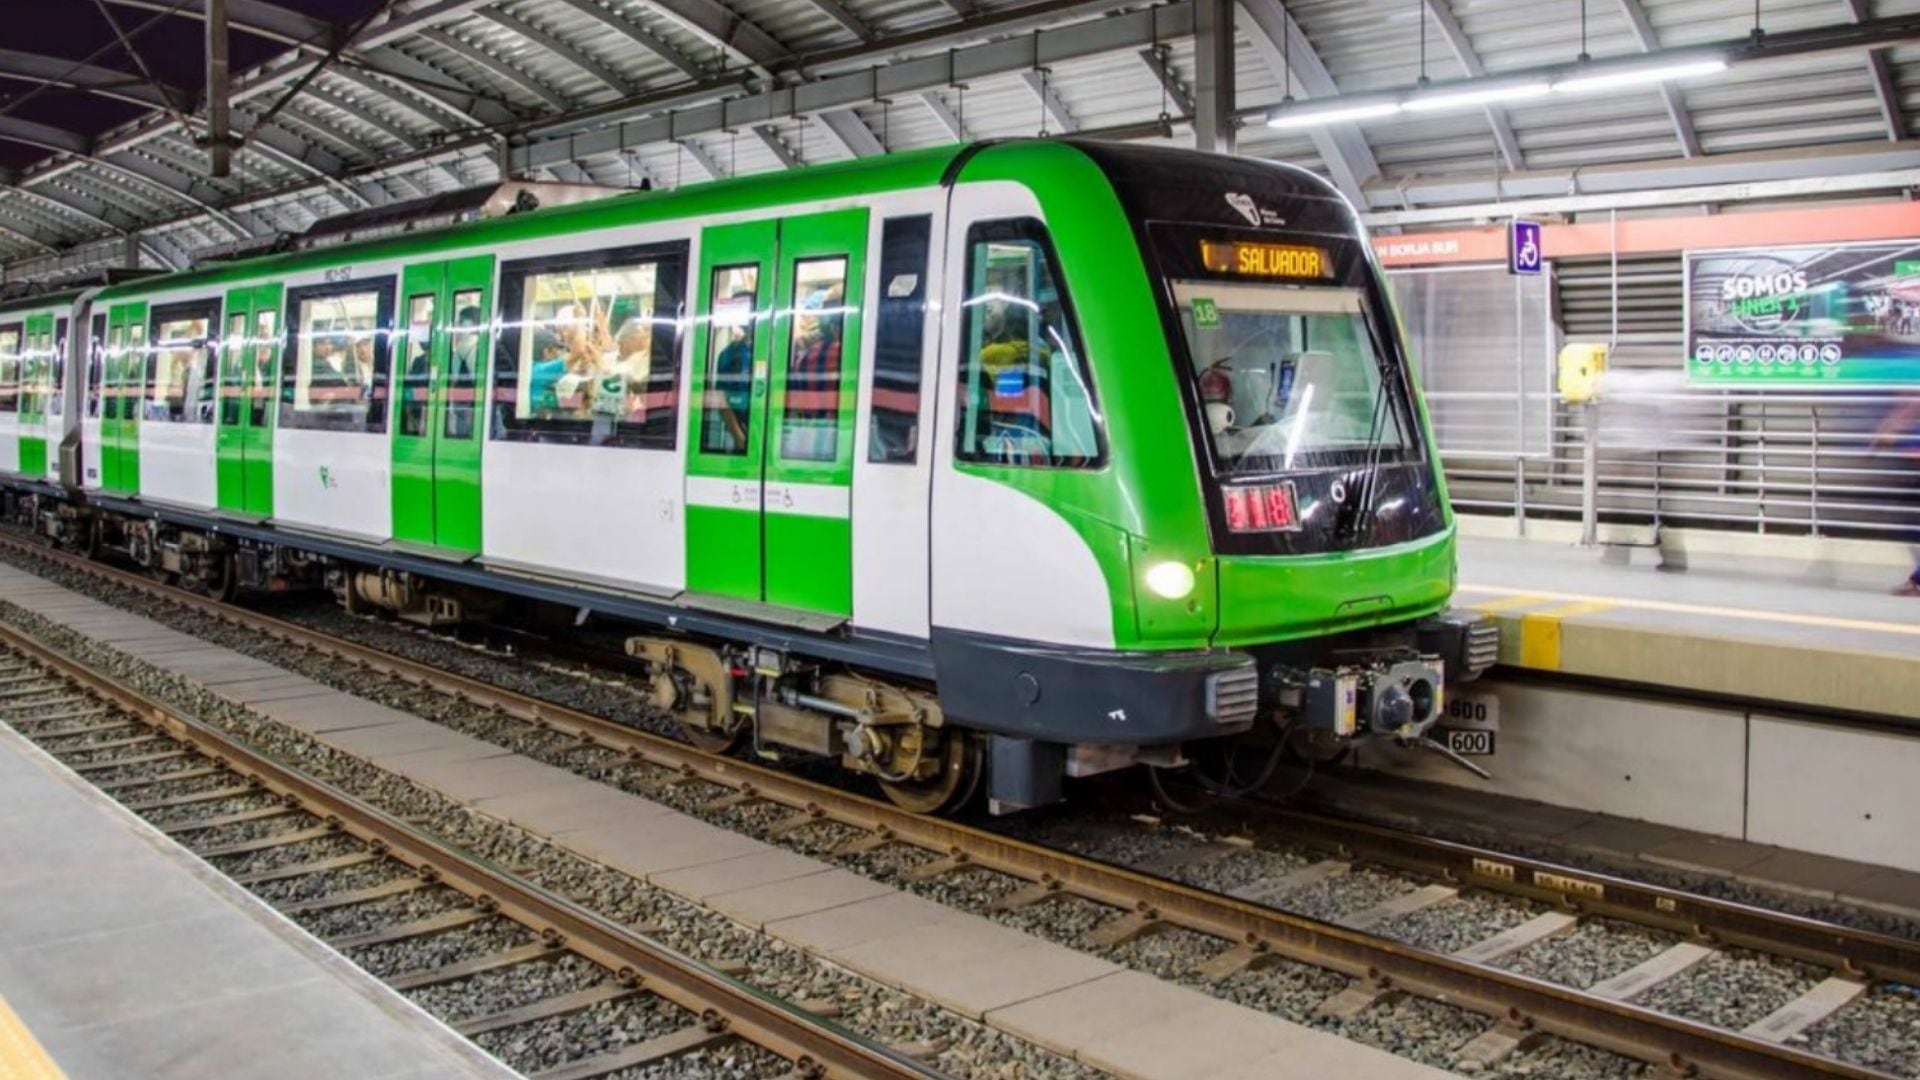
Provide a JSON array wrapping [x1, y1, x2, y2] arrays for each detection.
[[1199, 240, 1331, 280]]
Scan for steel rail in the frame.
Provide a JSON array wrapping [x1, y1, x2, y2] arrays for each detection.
[[1243, 802, 1920, 986], [0, 532, 1902, 1080], [0, 616, 944, 1080]]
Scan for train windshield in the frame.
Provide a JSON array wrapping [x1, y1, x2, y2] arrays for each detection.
[[1169, 281, 1410, 478]]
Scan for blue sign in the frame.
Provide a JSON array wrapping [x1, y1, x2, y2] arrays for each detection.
[[1509, 219, 1543, 276]]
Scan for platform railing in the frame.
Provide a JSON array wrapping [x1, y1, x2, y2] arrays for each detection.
[[1430, 387, 1920, 542]]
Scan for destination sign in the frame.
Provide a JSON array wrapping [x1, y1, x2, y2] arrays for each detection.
[[1198, 239, 1331, 280]]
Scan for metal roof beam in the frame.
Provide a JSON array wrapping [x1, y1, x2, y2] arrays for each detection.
[[1018, 70, 1076, 134], [101, 0, 333, 47], [817, 108, 883, 156], [917, 90, 966, 142], [1237, 0, 1381, 204], [1612, 0, 1701, 157], [514, 3, 1193, 172], [475, 8, 629, 96], [1421, 0, 1522, 170], [1362, 139, 1920, 220], [301, 82, 423, 150], [19, 180, 140, 234], [1841, 0, 1905, 140], [638, 0, 789, 73], [676, 139, 724, 180], [420, 29, 569, 112], [800, 0, 874, 42], [1137, 47, 1194, 118], [543, 0, 705, 82], [752, 125, 802, 168], [0, 117, 91, 157], [44, 0, 514, 185], [337, 50, 507, 130], [0, 48, 183, 110], [0, 215, 58, 256], [0, 190, 96, 238]]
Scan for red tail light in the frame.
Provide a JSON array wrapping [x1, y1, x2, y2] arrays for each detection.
[[1224, 481, 1301, 533]]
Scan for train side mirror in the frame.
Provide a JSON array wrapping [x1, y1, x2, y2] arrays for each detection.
[[1557, 342, 1609, 404]]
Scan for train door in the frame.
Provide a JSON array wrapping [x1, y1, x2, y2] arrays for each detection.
[[685, 209, 868, 618], [47, 314, 67, 482], [18, 312, 50, 476], [102, 300, 148, 494], [0, 318, 19, 475], [81, 312, 105, 488], [391, 256, 492, 555], [216, 283, 282, 516]]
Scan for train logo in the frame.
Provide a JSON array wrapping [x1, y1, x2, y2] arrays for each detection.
[[1225, 193, 1262, 227]]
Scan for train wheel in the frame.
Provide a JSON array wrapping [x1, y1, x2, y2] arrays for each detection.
[[880, 731, 980, 814]]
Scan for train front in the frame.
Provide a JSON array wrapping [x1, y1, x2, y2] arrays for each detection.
[[1078, 142, 1496, 780]]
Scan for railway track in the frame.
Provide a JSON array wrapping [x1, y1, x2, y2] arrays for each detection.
[[1, 531, 1914, 1079], [0, 619, 946, 1080]]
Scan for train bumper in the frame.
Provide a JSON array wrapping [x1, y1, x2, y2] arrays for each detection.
[[929, 629, 1259, 746]]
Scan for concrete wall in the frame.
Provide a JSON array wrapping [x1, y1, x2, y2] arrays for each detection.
[[1364, 678, 1920, 874]]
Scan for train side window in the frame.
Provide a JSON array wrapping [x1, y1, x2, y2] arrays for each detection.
[[444, 289, 482, 441], [868, 215, 932, 465], [86, 314, 105, 419], [221, 312, 248, 427], [954, 218, 1104, 468], [399, 293, 434, 437], [0, 323, 20, 414], [95, 323, 121, 419], [701, 264, 760, 456], [123, 323, 147, 421], [146, 301, 219, 424], [492, 241, 688, 450], [778, 256, 849, 462], [51, 317, 67, 417], [250, 309, 276, 427], [280, 279, 394, 434]]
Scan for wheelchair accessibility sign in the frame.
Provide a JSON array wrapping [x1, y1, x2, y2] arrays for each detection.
[[1508, 219, 1543, 276]]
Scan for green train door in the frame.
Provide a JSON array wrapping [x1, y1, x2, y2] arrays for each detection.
[[392, 256, 492, 555], [216, 284, 282, 516], [18, 313, 51, 476], [101, 301, 148, 494], [686, 209, 868, 617]]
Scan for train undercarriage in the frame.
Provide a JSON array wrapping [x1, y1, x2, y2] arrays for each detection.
[[12, 496, 1494, 815]]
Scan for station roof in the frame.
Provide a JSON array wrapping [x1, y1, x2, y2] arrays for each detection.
[[0, 0, 1915, 277]]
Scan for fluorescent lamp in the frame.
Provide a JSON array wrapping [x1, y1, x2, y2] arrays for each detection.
[[1405, 81, 1550, 112], [1553, 57, 1727, 95], [1267, 101, 1402, 129]]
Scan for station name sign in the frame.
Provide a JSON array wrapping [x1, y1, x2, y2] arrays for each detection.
[[1199, 239, 1332, 280], [1686, 242, 1920, 387]]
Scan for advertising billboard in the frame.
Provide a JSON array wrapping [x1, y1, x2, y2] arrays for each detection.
[[1686, 241, 1920, 387]]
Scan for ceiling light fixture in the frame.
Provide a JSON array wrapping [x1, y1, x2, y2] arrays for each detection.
[[1405, 80, 1551, 112], [1267, 101, 1403, 129], [1552, 57, 1728, 94]]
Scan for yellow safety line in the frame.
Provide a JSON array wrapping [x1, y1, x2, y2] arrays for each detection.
[[1518, 600, 1616, 671], [0, 993, 66, 1080], [1462, 584, 1920, 639], [1461, 593, 1548, 614]]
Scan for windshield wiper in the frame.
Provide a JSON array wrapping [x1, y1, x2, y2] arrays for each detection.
[[1338, 375, 1394, 548]]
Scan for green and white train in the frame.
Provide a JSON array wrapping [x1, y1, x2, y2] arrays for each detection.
[[0, 140, 1494, 811]]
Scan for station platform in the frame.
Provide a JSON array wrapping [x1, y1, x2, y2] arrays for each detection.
[[1354, 527, 1920, 878], [1454, 531, 1920, 723], [0, 564, 1448, 1080], [0, 724, 514, 1080]]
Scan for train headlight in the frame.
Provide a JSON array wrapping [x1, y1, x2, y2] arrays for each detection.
[[1143, 561, 1196, 600]]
